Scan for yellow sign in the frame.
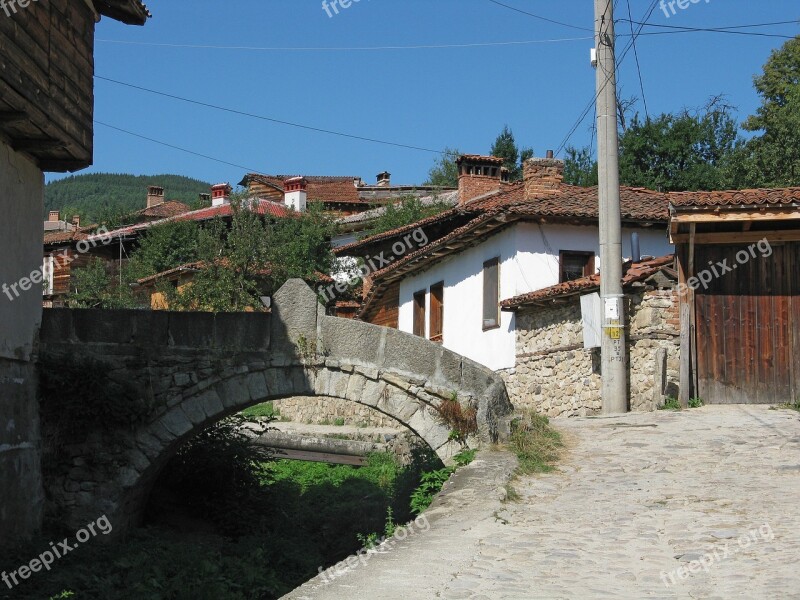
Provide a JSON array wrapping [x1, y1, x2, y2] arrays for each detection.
[[608, 327, 622, 340]]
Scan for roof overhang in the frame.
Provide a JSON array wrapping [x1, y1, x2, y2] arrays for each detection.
[[669, 203, 800, 244], [93, 0, 150, 24]]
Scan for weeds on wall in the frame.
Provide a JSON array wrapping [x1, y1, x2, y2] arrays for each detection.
[[433, 393, 478, 447]]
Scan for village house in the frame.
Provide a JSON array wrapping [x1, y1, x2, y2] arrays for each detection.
[[0, 0, 150, 542], [335, 154, 674, 368]]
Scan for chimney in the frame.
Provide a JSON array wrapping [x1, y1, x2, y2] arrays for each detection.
[[211, 183, 232, 207], [146, 185, 165, 209], [376, 171, 391, 187], [523, 152, 564, 198], [283, 177, 308, 212], [456, 155, 506, 205], [199, 192, 211, 205], [48, 210, 60, 223], [72, 215, 80, 229]]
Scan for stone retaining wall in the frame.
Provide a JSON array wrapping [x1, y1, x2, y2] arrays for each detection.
[[274, 396, 400, 427], [503, 287, 680, 418]]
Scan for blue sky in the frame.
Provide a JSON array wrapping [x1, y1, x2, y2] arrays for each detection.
[[52, 0, 799, 188]]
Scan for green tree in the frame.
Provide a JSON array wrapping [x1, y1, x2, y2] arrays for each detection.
[[618, 97, 742, 191], [424, 147, 461, 188], [126, 220, 202, 281], [563, 146, 599, 187], [67, 258, 136, 309], [740, 36, 800, 187], [360, 195, 452, 239], [490, 126, 533, 181]]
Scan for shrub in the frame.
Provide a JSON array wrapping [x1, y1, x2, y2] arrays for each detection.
[[410, 468, 453, 515], [659, 397, 682, 410], [433, 394, 478, 447]]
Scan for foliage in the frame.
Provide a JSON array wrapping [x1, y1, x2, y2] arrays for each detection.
[[356, 507, 396, 549], [452, 448, 476, 467], [424, 147, 461, 188], [125, 220, 202, 281], [409, 467, 453, 515], [618, 96, 743, 191], [240, 401, 279, 419], [563, 145, 599, 187], [334, 417, 346, 427], [688, 397, 705, 409], [66, 258, 137, 309], [433, 394, 478, 447], [508, 411, 563, 475], [152, 415, 276, 534], [360, 194, 452, 239], [739, 36, 800, 187], [45, 173, 210, 225], [490, 125, 534, 181], [659, 397, 682, 411]]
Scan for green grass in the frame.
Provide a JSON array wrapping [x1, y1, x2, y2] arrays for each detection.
[[333, 417, 346, 427], [774, 400, 800, 412], [659, 397, 682, 411], [508, 411, 563, 475], [688, 397, 705, 409], [240, 402, 279, 419]]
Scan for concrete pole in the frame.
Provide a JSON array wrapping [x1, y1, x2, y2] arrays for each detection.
[[594, 0, 628, 414]]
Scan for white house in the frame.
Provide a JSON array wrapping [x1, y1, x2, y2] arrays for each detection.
[[335, 155, 674, 371]]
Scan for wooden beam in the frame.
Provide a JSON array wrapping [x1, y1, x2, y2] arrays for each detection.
[[11, 138, 66, 153], [672, 230, 800, 244], [672, 210, 800, 223], [688, 224, 697, 409], [678, 246, 691, 409], [0, 111, 28, 124], [743, 222, 753, 232]]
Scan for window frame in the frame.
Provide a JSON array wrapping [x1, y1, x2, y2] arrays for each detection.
[[559, 250, 596, 283]]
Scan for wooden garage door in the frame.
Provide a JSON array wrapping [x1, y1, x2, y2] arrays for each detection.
[[695, 242, 799, 404]]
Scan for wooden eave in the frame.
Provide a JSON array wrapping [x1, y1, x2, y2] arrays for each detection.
[[669, 203, 800, 244]]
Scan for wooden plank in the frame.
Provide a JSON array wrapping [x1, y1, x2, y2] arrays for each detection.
[[791, 243, 800, 404], [773, 245, 793, 403], [672, 210, 800, 224], [688, 224, 697, 406], [678, 247, 692, 406], [672, 230, 800, 244], [271, 449, 367, 466], [757, 246, 775, 404]]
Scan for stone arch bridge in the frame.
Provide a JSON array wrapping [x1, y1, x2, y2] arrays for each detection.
[[38, 280, 513, 532]]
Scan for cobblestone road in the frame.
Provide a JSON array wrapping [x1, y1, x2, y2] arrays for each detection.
[[284, 406, 800, 599]]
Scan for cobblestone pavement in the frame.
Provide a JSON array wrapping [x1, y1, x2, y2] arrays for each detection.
[[283, 406, 800, 599]]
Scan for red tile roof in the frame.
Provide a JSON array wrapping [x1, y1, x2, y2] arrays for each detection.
[[669, 188, 800, 208], [500, 255, 676, 309]]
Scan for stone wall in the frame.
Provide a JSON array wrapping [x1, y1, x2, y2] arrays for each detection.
[[0, 141, 46, 543], [274, 396, 400, 428], [503, 286, 680, 418]]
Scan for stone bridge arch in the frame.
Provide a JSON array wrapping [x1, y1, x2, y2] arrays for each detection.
[[38, 280, 513, 532]]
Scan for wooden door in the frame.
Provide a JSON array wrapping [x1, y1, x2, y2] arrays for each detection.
[[694, 243, 797, 404]]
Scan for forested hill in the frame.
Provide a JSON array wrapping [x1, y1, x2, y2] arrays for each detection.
[[45, 174, 212, 223]]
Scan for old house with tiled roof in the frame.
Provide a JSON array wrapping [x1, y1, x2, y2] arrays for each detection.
[[335, 154, 674, 373]]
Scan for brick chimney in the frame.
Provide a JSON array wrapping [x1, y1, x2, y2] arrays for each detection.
[[283, 177, 308, 212], [199, 192, 211, 205], [72, 215, 80, 229], [211, 183, 233, 207], [146, 185, 165, 208], [48, 210, 60, 223], [376, 171, 391, 187], [523, 152, 564, 198], [456, 155, 507, 205]]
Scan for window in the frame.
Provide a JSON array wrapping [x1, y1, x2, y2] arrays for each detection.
[[429, 282, 444, 342], [560, 251, 595, 283], [42, 255, 54, 296], [413, 290, 426, 337], [483, 258, 500, 330]]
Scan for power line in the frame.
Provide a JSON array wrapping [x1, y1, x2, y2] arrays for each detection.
[[620, 18, 799, 32], [485, 0, 594, 32], [94, 120, 265, 172], [95, 76, 444, 155], [95, 36, 594, 51], [626, 0, 648, 121]]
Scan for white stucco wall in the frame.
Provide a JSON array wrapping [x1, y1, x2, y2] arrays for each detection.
[[0, 141, 44, 361], [398, 222, 673, 371]]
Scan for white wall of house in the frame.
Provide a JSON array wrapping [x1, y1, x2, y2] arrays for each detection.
[[398, 221, 673, 371]]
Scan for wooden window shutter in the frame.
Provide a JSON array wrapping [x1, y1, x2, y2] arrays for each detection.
[[483, 258, 500, 330], [413, 290, 426, 337], [429, 282, 444, 342]]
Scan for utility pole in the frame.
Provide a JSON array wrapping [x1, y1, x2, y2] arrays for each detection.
[[594, 0, 628, 414]]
